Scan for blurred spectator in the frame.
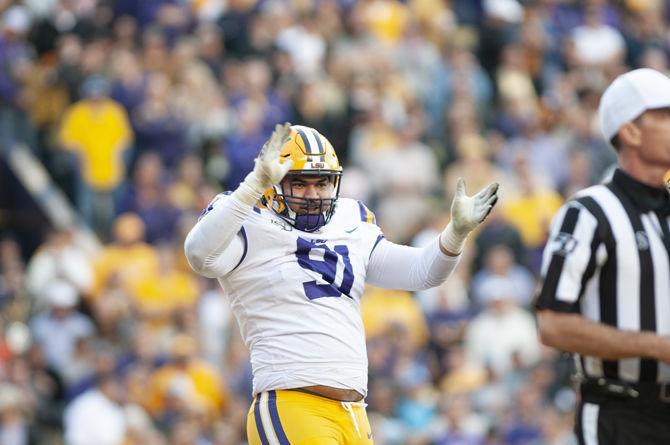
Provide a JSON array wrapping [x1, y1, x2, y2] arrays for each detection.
[[367, 378, 407, 444], [361, 0, 410, 44], [361, 286, 429, 350], [501, 386, 544, 445], [499, 153, 564, 271], [60, 336, 96, 387], [369, 118, 441, 242], [110, 49, 148, 115], [0, 5, 38, 152], [18, 346, 66, 442], [132, 72, 188, 169], [168, 155, 209, 214], [25, 228, 94, 304], [217, 0, 256, 58], [172, 59, 231, 151], [0, 236, 29, 316], [90, 272, 134, 350], [222, 98, 269, 189], [276, 10, 327, 80], [197, 282, 232, 368], [464, 276, 541, 378], [495, 42, 538, 119], [472, 208, 528, 274], [536, 407, 578, 445], [63, 372, 126, 445], [58, 74, 133, 240], [559, 99, 617, 192], [229, 58, 292, 133], [394, 380, 438, 438], [29, 280, 95, 376], [444, 133, 511, 203], [439, 344, 488, 397], [145, 333, 228, 425], [426, 33, 492, 142], [471, 244, 535, 308], [0, 383, 30, 445], [569, 4, 625, 68], [93, 213, 159, 299], [116, 152, 182, 243], [129, 243, 198, 320], [430, 393, 489, 444], [194, 22, 225, 77]]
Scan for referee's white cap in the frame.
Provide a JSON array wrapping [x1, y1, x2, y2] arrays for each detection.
[[599, 68, 670, 144]]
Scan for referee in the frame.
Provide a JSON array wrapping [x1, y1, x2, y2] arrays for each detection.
[[535, 68, 670, 444]]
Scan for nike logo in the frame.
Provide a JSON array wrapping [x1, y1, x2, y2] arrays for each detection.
[[344, 226, 359, 233]]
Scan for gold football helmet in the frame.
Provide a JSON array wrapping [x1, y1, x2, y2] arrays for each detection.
[[261, 125, 342, 231]]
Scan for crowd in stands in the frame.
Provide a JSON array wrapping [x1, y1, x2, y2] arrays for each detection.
[[0, 0, 665, 443]]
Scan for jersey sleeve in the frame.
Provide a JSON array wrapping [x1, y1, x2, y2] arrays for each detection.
[[184, 192, 250, 278], [349, 199, 460, 290], [366, 236, 460, 291], [535, 198, 607, 313]]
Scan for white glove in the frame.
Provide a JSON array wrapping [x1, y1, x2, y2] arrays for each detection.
[[234, 122, 294, 206], [440, 178, 499, 255]]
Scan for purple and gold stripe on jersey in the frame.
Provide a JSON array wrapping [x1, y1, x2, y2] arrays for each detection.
[[253, 391, 290, 445], [357, 201, 376, 224]]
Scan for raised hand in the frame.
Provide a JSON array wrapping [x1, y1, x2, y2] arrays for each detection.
[[234, 122, 293, 205], [254, 122, 294, 190], [450, 178, 499, 235], [440, 178, 499, 255]]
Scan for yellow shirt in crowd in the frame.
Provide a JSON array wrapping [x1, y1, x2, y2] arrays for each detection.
[[130, 270, 199, 315], [501, 190, 564, 249], [145, 361, 228, 417], [59, 98, 133, 191], [361, 286, 428, 348], [93, 243, 160, 298], [363, 0, 409, 44]]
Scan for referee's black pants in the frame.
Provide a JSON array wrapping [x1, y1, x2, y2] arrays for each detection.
[[576, 391, 670, 444]]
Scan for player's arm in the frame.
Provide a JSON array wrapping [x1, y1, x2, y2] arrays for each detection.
[[367, 179, 498, 290], [184, 123, 293, 278]]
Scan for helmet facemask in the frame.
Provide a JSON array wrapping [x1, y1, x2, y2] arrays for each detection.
[[273, 172, 342, 232]]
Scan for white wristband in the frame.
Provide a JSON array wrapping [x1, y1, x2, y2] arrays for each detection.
[[232, 171, 267, 206], [440, 222, 469, 255]]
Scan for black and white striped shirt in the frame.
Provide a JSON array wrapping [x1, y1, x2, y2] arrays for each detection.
[[536, 168, 670, 384]]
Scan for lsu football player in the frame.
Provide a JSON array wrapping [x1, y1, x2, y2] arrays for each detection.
[[184, 123, 499, 444]]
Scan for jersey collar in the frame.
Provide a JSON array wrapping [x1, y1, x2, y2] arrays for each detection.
[[611, 168, 670, 215]]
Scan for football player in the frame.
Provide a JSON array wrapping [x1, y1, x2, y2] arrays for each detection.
[[184, 123, 499, 444]]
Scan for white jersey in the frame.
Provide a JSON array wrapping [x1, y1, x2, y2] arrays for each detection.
[[217, 197, 382, 396], [186, 192, 460, 397]]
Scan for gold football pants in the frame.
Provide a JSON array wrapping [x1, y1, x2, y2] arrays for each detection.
[[247, 389, 374, 444]]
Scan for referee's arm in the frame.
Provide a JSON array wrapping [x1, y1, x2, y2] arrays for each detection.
[[537, 311, 668, 360], [534, 201, 670, 363]]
